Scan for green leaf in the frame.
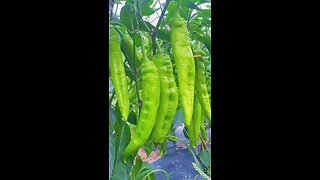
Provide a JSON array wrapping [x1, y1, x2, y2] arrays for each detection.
[[188, 23, 203, 34], [125, 0, 134, 5], [201, 19, 211, 27], [147, 0, 154, 6], [188, 13, 199, 24], [157, 29, 170, 41], [110, 123, 134, 180], [135, 163, 154, 180], [179, 1, 191, 20], [180, 0, 192, 8], [197, 9, 211, 19], [191, 32, 211, 53], [195, 0, 211, 5], [124, 63, 136, 81], [144, 142, 154, 157], [127, 109, 137, 125], [171, 108, 184, 130], [139, 31, 153, 55], [168, 129, 177, 144], [141, 6, 155, 16], [113, 103, 125, 136], [138, 0, 153, 8], [189, 2, 201, 10], [133, 155, 143, 179], [144, 21, 170, 41], [159, 140, 168, 157], [109, 113, 115, 180], [120, 5, 138, 31], [183, 126, 189, 139], [147, 171, 155, 180], [199, 148, 211, 168]]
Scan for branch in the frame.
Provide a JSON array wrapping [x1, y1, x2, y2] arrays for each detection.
[[151, 0, 171, 55]]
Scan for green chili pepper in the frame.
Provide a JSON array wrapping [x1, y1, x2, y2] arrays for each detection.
[[194, 49, 211, 125], [109, 26, 130, 121], [200, 111, 209, 142], [122, 33, 160, 164], [169, 5, 195, 128], [187, 95, 201, 148], [150, 42, 179, 144]]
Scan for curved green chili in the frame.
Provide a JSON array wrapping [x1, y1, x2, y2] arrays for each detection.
[[187, 95, 201, 148], [194, 49, 211, 125], [151, 42, 179, 144], [169, 5, 195, 128], [122, 33, 160, 163], [109, 26, 130, 121]]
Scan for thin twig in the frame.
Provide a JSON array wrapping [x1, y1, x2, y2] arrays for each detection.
[[151, 0, 171, 55]]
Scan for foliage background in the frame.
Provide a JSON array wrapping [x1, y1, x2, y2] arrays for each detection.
[[109, 0, 211, 179]]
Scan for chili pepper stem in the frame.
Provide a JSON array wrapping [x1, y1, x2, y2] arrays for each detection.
[[176, 0, 181, 16]]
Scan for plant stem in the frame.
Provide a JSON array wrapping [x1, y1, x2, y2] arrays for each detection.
[[151, 0, 171, 55], [177, 0, 181, 13]]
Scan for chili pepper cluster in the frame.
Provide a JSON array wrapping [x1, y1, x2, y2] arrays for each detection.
[[109, 8, 211, 164]]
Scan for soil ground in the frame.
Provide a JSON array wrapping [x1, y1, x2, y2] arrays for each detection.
[[137, 125, 211, 180]]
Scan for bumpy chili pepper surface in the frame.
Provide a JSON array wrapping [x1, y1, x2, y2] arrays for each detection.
[[122, 34, 160, 164], [150, 42, 179, 144], [194, 49, 211, 125], [109, 26, 130, 121], [169, 7, 195, 128]]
